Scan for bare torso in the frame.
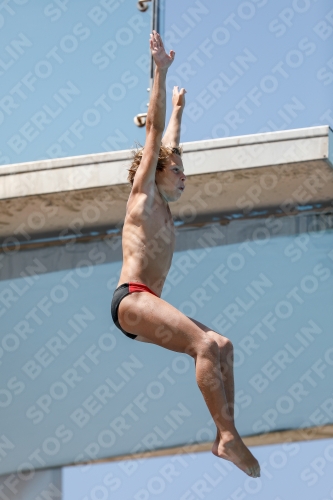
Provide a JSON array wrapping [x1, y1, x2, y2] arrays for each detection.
[[117, 182, 175, 297]]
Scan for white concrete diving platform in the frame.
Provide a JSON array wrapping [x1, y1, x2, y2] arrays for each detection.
[[0, 125, 332, 245]]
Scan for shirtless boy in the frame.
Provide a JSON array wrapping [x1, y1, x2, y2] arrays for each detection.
[[111, 30, 260, 478]]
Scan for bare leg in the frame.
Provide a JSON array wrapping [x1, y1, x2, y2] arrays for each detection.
[[118, 292, 260, 478], [186, 318, 254, 472], [190, 324, 260, 477], [188, 317, 235, 423]]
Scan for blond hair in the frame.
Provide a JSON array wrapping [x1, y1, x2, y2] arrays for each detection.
[[127, 144, 182, 186]]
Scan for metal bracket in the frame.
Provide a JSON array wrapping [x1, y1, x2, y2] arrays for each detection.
[[137, 0, 151, 12], [133, 113, 147, 127]]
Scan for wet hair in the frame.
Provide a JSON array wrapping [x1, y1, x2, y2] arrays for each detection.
[[127, 143, 183, 186]]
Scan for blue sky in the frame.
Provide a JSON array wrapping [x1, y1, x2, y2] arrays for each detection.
[[1, 0, 332, 165], [163, 0, 333, 142]]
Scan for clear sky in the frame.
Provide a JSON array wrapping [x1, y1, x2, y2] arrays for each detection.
[[163, 0, 333, 143], [1, 0, 332, 165]]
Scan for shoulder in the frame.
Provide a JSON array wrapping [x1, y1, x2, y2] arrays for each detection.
[[126, 183, 160, 218]]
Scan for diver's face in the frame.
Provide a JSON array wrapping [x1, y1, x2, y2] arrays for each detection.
[[155, 154, 186, 202]]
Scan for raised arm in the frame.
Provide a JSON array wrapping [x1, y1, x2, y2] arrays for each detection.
[[162, 86, 186, 150], [132, 31, 175, 194]]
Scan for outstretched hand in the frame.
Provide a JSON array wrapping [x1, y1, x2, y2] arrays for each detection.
[[172, 86, 186, 109], [150, 30, 175, 70]]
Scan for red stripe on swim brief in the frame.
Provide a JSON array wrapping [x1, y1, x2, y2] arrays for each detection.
[[128, 282, 158, 297]]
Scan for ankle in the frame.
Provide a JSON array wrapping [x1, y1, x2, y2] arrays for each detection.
[[219, 425, 241, 441]]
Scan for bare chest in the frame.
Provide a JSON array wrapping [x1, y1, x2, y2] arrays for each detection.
[[124, 195, 175, 254], [142, 203, 175, 251]]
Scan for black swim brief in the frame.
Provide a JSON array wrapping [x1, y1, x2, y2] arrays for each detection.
[[111, 281, 158, 340]]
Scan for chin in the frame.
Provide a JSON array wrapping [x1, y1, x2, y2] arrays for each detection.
[[160, 188, 182, 202], [172, 191, 182, 202]]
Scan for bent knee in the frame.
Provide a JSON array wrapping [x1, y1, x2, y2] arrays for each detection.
[[197, 335, 220, 357], [224, 338, 234, 352], [216, 335, 233, 351], [206, 331, 233, 351], [218, 338, 233, 366]]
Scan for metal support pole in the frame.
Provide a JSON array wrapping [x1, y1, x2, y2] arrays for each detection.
[[134, 0, 160, 127]]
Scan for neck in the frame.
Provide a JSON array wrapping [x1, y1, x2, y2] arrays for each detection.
[[160, 193, 169, 205], [156, 183, 169, 205]]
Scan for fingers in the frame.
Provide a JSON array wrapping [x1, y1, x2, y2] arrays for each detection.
[[173, 86, 187, 93], [150, 32, 157, 51], [150, 30, 170, 54], [155, 31, 164, 48], [154, 30, 164, 46], [151, 30, 163, 50], [150, 32, 158, 51]]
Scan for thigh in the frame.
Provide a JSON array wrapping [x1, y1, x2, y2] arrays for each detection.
[[117, 292, 208, 355]]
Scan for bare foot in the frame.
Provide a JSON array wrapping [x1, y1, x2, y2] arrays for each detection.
[[212, 429, 260, 478]]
